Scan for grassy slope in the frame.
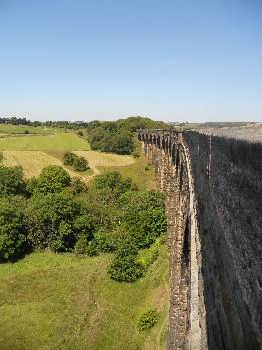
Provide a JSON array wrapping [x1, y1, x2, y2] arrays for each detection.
[[0, 133, 89, 151], [99, 152, 157, 190], [0, 132, 167, 350], [0, 249, 168, 350]]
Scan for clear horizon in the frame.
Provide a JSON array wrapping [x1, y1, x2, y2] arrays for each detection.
[[1, 0, 262, 122]]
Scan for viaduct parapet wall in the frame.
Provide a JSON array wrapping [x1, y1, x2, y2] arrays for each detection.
[[137, 129, 262, 350]]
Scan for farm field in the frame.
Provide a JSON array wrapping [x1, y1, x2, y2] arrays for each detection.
[[0, 244, 168, 350], [2, 151, 84, 179], [0, 123, 58, 134], [0, 132, 89, 151], [2, 149, 136, 180]]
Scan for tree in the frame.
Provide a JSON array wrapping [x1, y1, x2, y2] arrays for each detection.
[[0, 196, 28, 261], [72, 156, 89, 171], [25, 192, 80, 250], [93, 171, 137, 198], [34, 165, 71, 194], [73, 214, 96, 240], [0, 166, 26, 196], [63, 152, 76, 166], [108, 237, 144, 282]]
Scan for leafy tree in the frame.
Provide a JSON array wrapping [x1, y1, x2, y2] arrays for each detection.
[[73, 214, 96, 240], [93, 171, 137, 200], [108, 237, 144, 282], [25, 192, 80, 250], [0, 196, 28, 261], [63, 152, 76, 166], [94, 229, 119, 253], [0, 166, 26, 196], [34, 165, 71, 194], [124, 208, 167, 248], [72, 156, 89, 171]]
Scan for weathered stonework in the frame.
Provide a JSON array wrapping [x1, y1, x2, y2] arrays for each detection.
[[138, 129, 262, 350]]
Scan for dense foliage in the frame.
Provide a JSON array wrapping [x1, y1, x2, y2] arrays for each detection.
[[87, 116, 169, 155], [0, 163, 166, 282], [0, 166, 26, 195], [63, 152, 89, 172], [137, 309, 159, 331], [28, 165, 71, 194], [0, 196, 27, 261]]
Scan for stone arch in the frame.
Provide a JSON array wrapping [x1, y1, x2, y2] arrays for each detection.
[[182, 216, 190, 265]]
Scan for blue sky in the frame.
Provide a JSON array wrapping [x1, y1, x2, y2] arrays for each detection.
[[0, 0, 261, 122]]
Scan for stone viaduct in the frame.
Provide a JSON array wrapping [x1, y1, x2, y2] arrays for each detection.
[[137, 128, 262, 350]]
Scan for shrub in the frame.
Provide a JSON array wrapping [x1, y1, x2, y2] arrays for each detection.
[[75, 235, 98, 256], [108, 237, 144, 282], [69, 177, 87, 194], [0, 166, 26, 196], [77, 130, 84, 137], [0, 152, 3, 163], [24, 129, 29, 134], [73, 214, 95, 240], [94, 230, 118, 252], [137, 240, 160, 269], [122, 206, 167, 249], [35, 165, 71, 194], [72, 156, 89, 171], [93, 171, 137, 199], [137, 309, 159, 331], [63, 152, 76, 166]]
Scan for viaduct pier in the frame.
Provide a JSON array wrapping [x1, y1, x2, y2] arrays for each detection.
[[137, 128, 262, 350]]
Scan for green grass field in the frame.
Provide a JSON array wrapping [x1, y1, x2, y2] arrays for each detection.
[[0, 123, 60, 135], [0, 247, 168, 350], [0, 133, 90, 151], [0, 125, 167, 349], [99, 152, 157, 190]]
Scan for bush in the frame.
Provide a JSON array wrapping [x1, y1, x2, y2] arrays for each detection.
[[64, 152, 76, 166], [0, 196, 28, 261], [0, 166, 26, 196], [0, 152, 3, 163], [137, 309, 159, 331], [137, 240, 160, 269], [75, 235, 98, 256], [93, 171, 137, 200], [69, 177, 87, 194], [132, 208, 167, 248], [72, 156, 89, 171], [25, 192, 80, 250], [94, 230, 118, 252], [64, 152, 89, 172], [108, 237, 144, 282], [73, 214, 95, 240], [35, 165, 71, 194]]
